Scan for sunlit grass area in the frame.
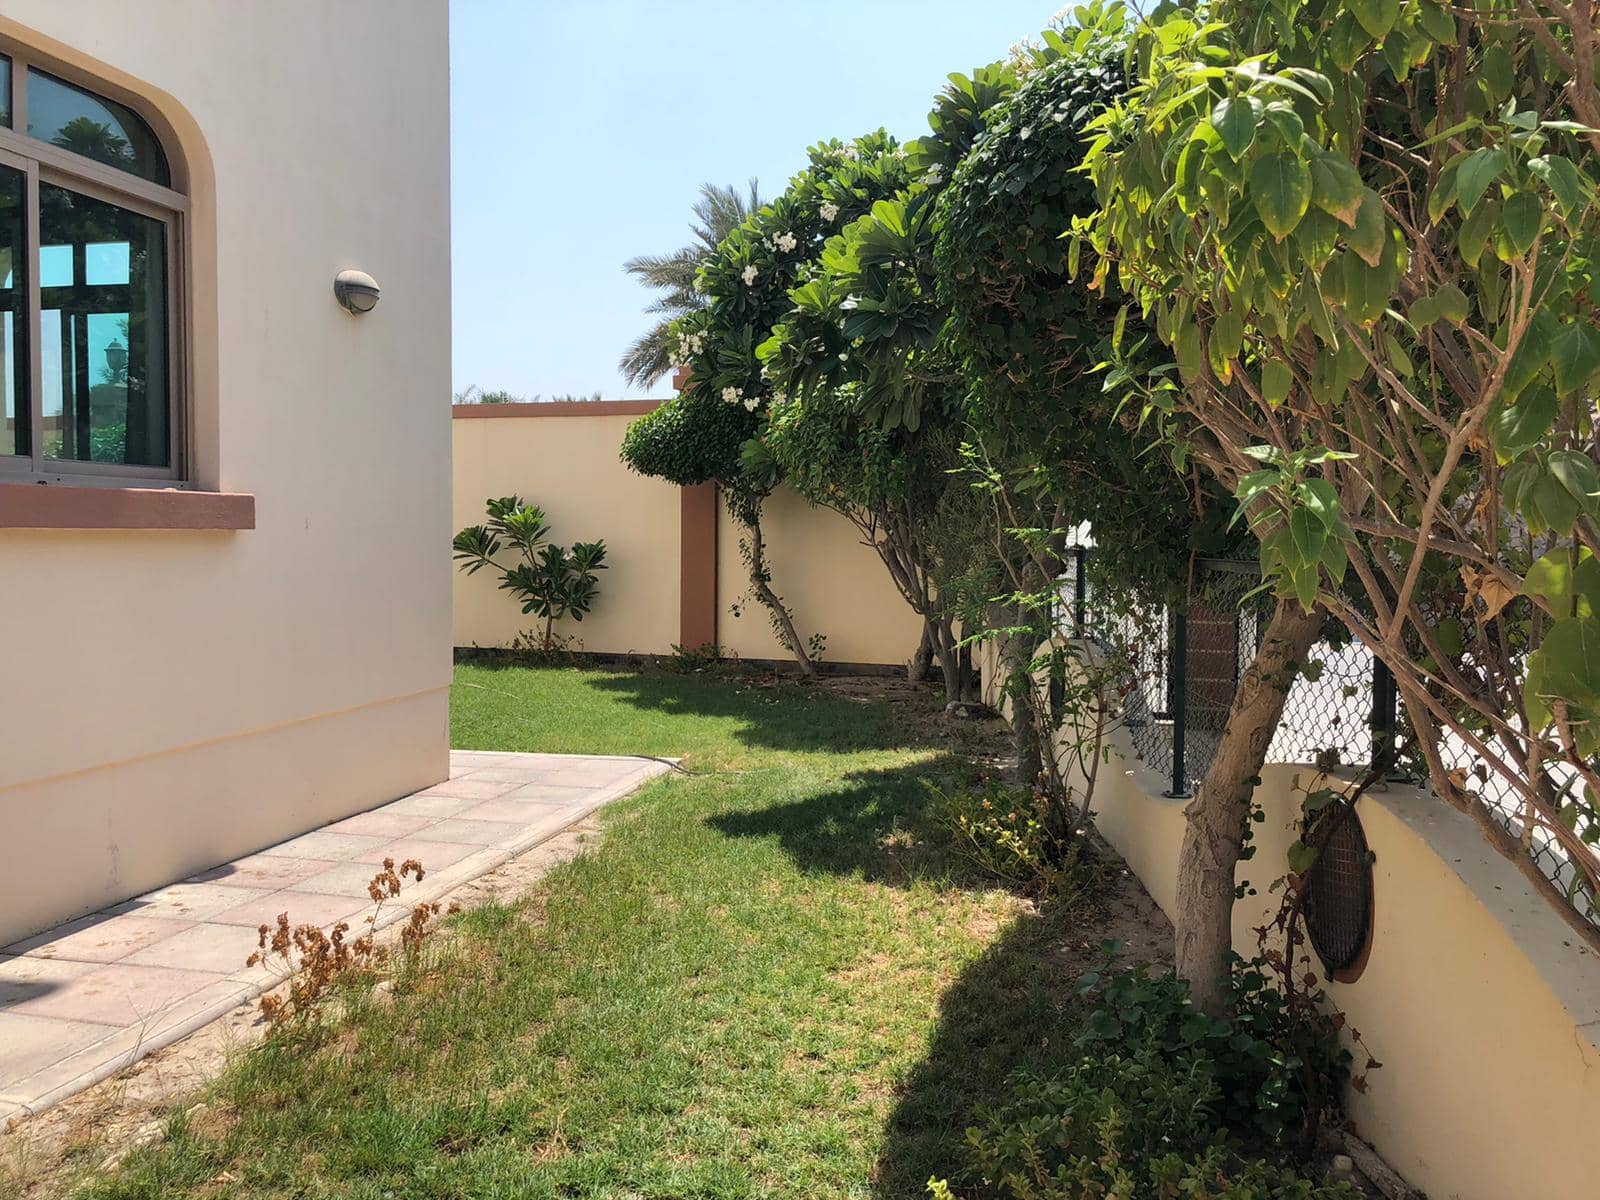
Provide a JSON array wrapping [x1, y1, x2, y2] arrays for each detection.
[[78, 664, 1103, 1200]]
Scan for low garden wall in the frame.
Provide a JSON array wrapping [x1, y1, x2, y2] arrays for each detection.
[[452, 402, 923, 666], [1072, 712, 1600, 1200]]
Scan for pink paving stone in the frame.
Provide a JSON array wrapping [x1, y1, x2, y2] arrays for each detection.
[[207, 890, 370, 930], [296, 860, 417, 899], [414, 777, 524, 801], [110, 882, 272, 923], [456, 797, 584, 824], [257, 830, 385, 861], [411, 817, 526, 847], [0, 1013, 116, 1090], [452, 766, 550, 784], [187, 854, 342, 890], [0, 956, 97, 1007], [4, 962, 223, 1027], [351, 838, 482, 870], [323, 811, 433, 839], [379, 794, 475, 819], [123, 922, 273, 975], [501, 781, 593, 803], [4, 913, 194, 963]]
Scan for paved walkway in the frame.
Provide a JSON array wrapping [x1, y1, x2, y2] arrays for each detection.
[[0, 750, 670, 1125]]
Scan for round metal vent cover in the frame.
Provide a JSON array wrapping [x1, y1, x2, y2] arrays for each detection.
[[1303, 804, 1374, 979]]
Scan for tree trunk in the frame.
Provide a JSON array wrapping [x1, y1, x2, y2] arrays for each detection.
[[908, 622, 934, 683], [933, 617, 961, 703], [959, 641, 978, 703], [1175, 598, 1324, 1017], [740, 509, 816, 677], [1000, 608, 1043, 788]]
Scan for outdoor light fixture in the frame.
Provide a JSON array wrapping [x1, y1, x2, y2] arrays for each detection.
[[104, 338, 127, 375], [333, 268, 381, 315]]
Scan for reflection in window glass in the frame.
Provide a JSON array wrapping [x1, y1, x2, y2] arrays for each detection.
[[27, 69, 170, 186], [0, 165, 26, 456], [0, 57, 11, 128], [39, 184, 167, 468]]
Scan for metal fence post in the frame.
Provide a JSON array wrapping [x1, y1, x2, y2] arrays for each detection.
[[1166, 612, 1189, 797], [1370, 655, 1397, 771], [1073, 545, 1088, 631]]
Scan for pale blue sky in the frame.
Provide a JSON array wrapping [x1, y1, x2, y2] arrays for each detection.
[[449, 0, 1059, 400]]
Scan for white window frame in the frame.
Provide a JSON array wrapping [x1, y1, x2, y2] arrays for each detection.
[[0, 42, 189, 488]]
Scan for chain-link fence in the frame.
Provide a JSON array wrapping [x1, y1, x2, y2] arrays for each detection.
[[1061, 553, 1396, 797], [1060, 549, 1597, 929]]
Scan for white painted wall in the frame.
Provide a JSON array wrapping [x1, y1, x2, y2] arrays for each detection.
[[0, 2, 452, 943]]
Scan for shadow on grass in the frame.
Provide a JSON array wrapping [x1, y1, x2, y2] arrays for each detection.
[[586, 668, 935, 756], [707, 758, 991, 889], [873, 902, 1099, 1198], [709, 757, 1168, 1199]]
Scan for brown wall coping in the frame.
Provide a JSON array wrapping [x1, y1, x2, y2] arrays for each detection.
[[452, 400, 664, 419], [0, 482, 256, 530]]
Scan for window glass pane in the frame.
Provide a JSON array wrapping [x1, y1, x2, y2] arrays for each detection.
[[27, 69, 170, 186], [0, 57, 11, 128], [0, 164, 25, 457], [40, 184, 168, 468]]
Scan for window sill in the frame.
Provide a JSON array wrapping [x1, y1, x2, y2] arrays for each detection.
[[0, 482, 255, 530]]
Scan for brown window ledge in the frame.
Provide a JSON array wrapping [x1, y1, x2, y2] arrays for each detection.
[[0, 482, 255, 530]]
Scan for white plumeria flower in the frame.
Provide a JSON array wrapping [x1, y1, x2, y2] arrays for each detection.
[[742, 395, 760, 412], [920, 165, 944, 185], [721, 386, 741, 405], [840, 144, 860, 161], [819, 202, 840, 222], [772, 231, 798, 253], [741, 264, 759, 286]]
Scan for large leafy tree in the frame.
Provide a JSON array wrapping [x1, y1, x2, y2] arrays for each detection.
[[621, 137, 913, 673], [1081, 0, 1600, 1001], [618, 181, 762, 390]]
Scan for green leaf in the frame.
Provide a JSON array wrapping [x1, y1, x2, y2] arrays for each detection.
[[1250, 153, 1313, 240], [1262, 358, 1293, 406], [1299, 477, 1340, 527], [1549, 450, 1600, 518], [1523, 548, 1600, 619], [1327, 11, 1373, 72], [1528, 155, 1589, 215], [1289, 507, 1327, 562], [1287, 840, 1321, 874], [1551, 322, 1600, 396], [1212, 95, 1262, 161], [1309, 153, 1364, 226], [1417, 0, 1457, 43], [1349, 0, 1400, 36], [1434, 283, 1470, 325], [1495, 191, 1543, 260], [1457, 197, 1499, 268], [1456, 147, 1507, 215], [1488, 387, 1557, 461], [1525, 618, 1600, 753], [1347, 189, 1386, 266]]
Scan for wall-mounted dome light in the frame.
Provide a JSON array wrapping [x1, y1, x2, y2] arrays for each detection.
[[333, 268, 380, 315]]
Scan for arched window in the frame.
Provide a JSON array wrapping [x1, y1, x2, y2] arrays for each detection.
[[0, 46, 185, 483]]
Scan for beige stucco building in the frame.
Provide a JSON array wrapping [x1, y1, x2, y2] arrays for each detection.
[[0, 2, 452, 946]]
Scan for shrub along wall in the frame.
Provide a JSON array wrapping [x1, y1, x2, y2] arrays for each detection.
[[1040, 689, 1600, 1200], [451, 402, 923, 666]]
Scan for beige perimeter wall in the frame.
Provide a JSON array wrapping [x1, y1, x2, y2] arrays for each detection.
[[0, 2, 453, 945], [1036, 658, 1600, 1200], [452, 406, 925, 668]]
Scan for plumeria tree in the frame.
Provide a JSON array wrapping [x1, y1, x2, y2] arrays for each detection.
[[620, 135, 914, 674], [1080, 0, 1600, 1004]]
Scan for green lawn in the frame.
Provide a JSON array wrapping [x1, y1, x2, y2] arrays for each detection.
[[80, 664, 1110, 1200]]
